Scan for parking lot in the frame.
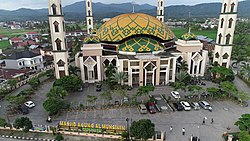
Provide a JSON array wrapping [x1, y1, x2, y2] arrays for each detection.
[[1, 79, 250, 141]]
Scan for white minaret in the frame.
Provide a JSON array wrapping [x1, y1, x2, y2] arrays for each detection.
[[213, 0, 238, 68], [86, 0, 94, 34], [48, 0, 69, 79], [157, 0, 164, 23]]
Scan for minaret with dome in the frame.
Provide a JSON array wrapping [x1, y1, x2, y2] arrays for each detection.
[[213, 0, 238, 68], [48, 0, 69, 79], [157, 0, 165, 23]]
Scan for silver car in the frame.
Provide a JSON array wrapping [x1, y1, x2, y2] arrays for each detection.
[[138, 104, 148, 114], [191, 102, 200, 110], [199, 101, 212, 111]]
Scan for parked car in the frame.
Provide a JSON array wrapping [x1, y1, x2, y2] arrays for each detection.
[[180, 101, 191, 111], [171, 91, 181, 99], [96, 84, 102, 92], [173, 102, 184, 111], [138, 104, 148, 114], [190, 102, 200, 110], [18, 105, 29, 115], [146, 102, 157, 114], [199, 101, 212, 111], [123, 97, 129, 103], [24, 101, 35, 108]]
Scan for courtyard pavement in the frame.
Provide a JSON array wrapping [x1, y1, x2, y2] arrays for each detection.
[[0, 76, 249, 141]]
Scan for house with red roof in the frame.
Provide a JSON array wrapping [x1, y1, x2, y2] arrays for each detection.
[[26, 31, 39, 40], [10, 37, 23, 45], [0, 35, 8, 41]]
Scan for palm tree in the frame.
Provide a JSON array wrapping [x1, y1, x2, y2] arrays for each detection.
[[111, 71, 128, 86], [72, 37, 82, 57], [179, 61, 189, 72], [176, 71, 189, 82], [104, 64, 116, 80], [241, 64, 250, 80], [47, 86, 68, 99], [68, 65, 80, 76]]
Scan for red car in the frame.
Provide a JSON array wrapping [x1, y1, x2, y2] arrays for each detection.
[[146, 102, 157, 114]]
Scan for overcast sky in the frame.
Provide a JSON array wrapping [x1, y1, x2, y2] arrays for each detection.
[[0, 0, 244, 10]]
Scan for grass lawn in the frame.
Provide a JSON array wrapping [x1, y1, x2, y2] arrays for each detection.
[[0, 27, 37, 38], [0, 40, 11, 50], [171, 28, 217, 40]]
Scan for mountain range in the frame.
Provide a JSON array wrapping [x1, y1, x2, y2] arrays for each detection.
[[0, 0, 249, 21]]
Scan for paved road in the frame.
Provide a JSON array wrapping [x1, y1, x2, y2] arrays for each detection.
[[0, 137, 25, 141]]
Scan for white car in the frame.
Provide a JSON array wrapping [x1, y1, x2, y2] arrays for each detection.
[[180, 101, 191, 111], [24, 101, 35, 108], [171, 91, 181, 99]]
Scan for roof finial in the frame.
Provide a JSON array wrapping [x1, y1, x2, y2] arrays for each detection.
[[132, 1, 135, 13], [189, 27, 191, 33]]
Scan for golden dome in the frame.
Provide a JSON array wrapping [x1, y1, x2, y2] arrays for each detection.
[[97, 13, 175, 43]]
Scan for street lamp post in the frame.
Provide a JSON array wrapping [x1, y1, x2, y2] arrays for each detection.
[[126, 118, 129, 140]]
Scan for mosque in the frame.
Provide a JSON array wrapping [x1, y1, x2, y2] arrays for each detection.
[[48, 0, 238, 86]]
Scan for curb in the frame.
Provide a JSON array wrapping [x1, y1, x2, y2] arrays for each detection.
[[0, 134, 54, 141]]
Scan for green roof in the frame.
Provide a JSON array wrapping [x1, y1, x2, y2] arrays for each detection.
[[84, 35, 100, 44], [180, 32, 197, 41], [118, 37, 165, 52]]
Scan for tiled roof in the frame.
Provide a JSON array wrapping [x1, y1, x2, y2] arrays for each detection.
[[7, 51, 40, 60]]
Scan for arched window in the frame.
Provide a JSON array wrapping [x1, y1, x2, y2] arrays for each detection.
[[160, 10, 163, 15], [231, 3, 235, 12], [228, 18, 233, 28], [220, 18, 224, 28], [53, 21, 59, 32], [223, 3, 227, 13], [88, 19, 91, 25], [226, 34, 231, 45], [160, 18, 163, 22], [55, 38, 62, 50], [88, 10, 91, 16], [161, 1, 163, 7], [51, 4, 57, 15], [88, 1, 90, 7], [223, 53, 229, 59], [60, 4, 62, 15], [218, 33, 222, 44]]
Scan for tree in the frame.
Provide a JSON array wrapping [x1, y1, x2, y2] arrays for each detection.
[[188, 85, 203, 99], [236, 91, 250, 105], [235, 114, 250, 132], [130, 119, 155, 141], [6, 95, 26, 105], [137, 86, 155, 97], [105, 64, 117, 89], [13, 117, 33, 133], [111, 71, 128, 86], [207, 87, 221, 99], [178, 61, 189, 71], [173, 82, 186, 91], [43, 98, 65, 115], [0, 118, 7, 127], [7, 79, 18, 88], [176, 71, 190, 84], [28, 77, 40, 89], [47, 86, 68, 99], [238, 131, 250, 141], [220, 81, 238, 97], [100, 91, 112, 104], [72, 37, 82, 57], [68, 65, 80, 76], [55, 134, 64, 141], [210, 66, 235, 83], [54, 75, 83, 92], [87, 95, 97, 106]]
